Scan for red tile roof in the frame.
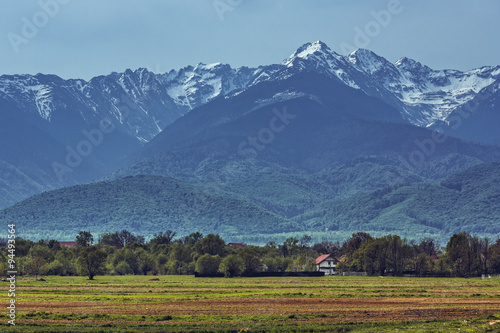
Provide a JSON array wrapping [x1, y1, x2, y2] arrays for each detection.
[[228, 243, 246, 248], [60, 241, 77, 248], [315, 254, 333, 264]]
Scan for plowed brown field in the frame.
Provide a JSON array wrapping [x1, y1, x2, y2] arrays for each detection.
[[5, 275, 500, 331]]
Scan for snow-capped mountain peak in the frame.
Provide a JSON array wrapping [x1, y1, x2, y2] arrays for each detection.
[[161, 62, 280, 111], [385, 56, 500, 125], [278, 42, 500, 126], [287, 40, 331, 59], [281, 41, 359, 88], [0, 61, 282, 144], [394, 57, 431, 72], [193, 62, 223, 71], [1, 41, 499, 139], [347, 48, 396, 75], [283, 40, 344, 67]]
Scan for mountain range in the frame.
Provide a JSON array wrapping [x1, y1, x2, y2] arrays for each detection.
[[1, 41, 499, 243]]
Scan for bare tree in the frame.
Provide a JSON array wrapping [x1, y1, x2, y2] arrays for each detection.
[[150, 230, 177, 246]]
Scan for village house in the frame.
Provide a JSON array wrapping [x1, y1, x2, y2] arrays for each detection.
[[228, 242, 246, 249], [59, 241, 77, 248], [315, 254, 338, 275]]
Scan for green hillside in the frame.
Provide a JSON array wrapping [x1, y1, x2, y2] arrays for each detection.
[[0, 175, 297, 241], [2, 163, 499, 243], [297, 162, 500, 241], [211, 159, 424, 218]]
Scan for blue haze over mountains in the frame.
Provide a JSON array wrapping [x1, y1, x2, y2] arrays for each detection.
[[0, 41, 499, 242]]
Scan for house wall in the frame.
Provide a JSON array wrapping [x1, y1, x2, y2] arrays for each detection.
[[317, 259, 337, 275]]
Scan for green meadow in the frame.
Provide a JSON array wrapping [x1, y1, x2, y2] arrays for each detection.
[[2, 275, 500, 332]]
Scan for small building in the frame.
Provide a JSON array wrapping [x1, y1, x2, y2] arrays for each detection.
[[228, 242, 246, 249], [315, 254, 338, 275], [60, 241, 77, 248]]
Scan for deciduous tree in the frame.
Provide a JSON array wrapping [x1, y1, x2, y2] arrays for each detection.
[[341, 232, 373, 259], [76, 231, 94, 247], [219, 254, 245, 277], [194, 234, 225, 256], [150, 230, 176, 246], [77, 246, 107, 280], [195, 254, 221, 275], [26, 257, 48, 280]]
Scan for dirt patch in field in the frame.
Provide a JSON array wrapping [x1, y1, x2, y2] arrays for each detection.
[[16, 297, 500, 323]]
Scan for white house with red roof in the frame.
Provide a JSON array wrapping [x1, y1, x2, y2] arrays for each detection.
[[315, 254, 338, 275]]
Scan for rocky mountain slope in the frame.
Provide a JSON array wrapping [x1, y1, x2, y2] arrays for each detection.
[[1, 40, 499, 211]]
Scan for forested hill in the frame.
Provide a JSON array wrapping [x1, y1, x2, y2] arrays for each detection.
[[297, 162, 500, 238], [0, 175, 297, 241], [1, 163, 499, 243]]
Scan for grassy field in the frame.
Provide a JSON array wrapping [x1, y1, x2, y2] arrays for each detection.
[[3, 275, 500, 332]]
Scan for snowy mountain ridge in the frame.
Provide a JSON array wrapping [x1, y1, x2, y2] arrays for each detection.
[[0, 64, 281, 143], [282, 41, 500, 126], [0, 40, 498, 144], [1, 41, 500, 211]]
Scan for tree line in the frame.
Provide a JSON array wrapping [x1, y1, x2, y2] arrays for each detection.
[[2, 230, 500, 280]]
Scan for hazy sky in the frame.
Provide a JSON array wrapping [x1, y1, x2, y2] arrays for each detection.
[[1, 0, 499, 80]]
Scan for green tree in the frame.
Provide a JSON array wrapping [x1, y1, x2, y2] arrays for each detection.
[[77, 246, 107, 280], [15, 238, 35, 256], [219, 254, 245, 277], [385, 235, 413, 275], [156, 253, 168, 271], [166, 242, 195, 275], [277, 257, 293, 272], [54, 248, 76, 275], [194, 234, 225, 256], [100, 230, 145, 247], [262, 256, 291, 272], [100, 232, 118, 246], [348, 235, 412, 276], [489, 238, 500, 274], [341, 232, 373, 259], [28, 244, 54, 262], [445, 232, 475, 277], [281, 237, 299, 257], [431, 258, 450, 277], [262, 256, 279, 272], [47, 260, 65, 276], [415, 253, 430, 276], [122, 248, 139, 274], [238, 247, 262, 275], [357, 237, 387, 275], [26, 257, 48, 280], [479, 238, 492, 275], [150, 230, 177, 246], [416, 237, 439, 256], [182, 232, 204, 245], [312, 241, 340, 257], [300, 234, 312, 248], [134, 248, 156, 275], [195, 254, 221, 275], [76, 231, 94, 247], [114, 261, 133, 275], [47, 239, 61, 252]]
